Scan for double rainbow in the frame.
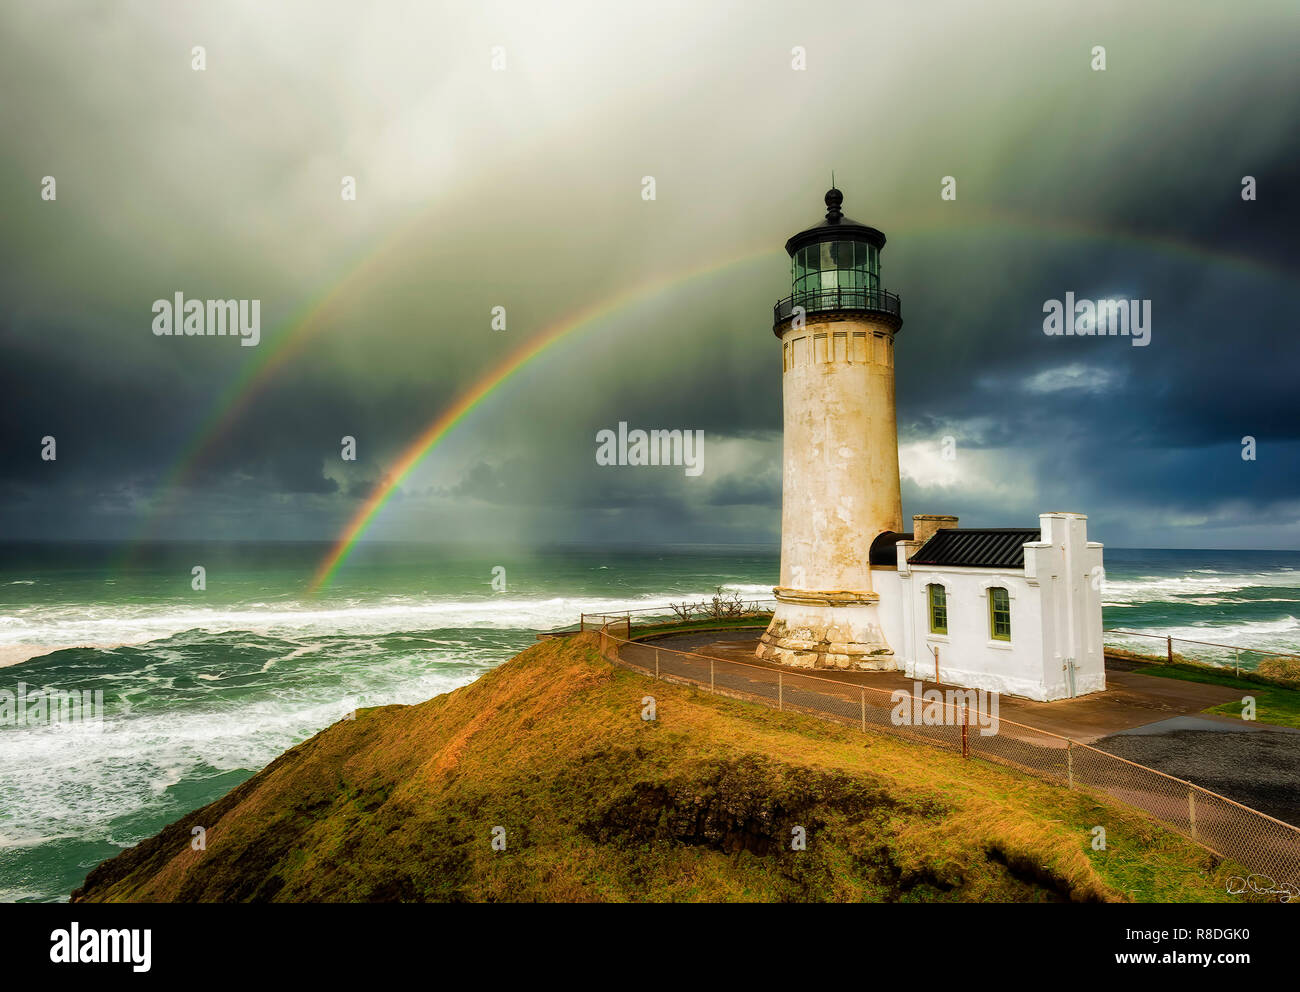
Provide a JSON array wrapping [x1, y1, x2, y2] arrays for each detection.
[[128, 206, 1293, 591]]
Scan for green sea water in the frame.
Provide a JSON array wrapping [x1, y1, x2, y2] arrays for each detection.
[[0, 541, 1296, 902]]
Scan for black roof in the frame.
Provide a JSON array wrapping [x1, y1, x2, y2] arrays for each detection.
[[908, 529, 1042, 569], [785, 188, 887, 256], [869, 530, 912, 565]]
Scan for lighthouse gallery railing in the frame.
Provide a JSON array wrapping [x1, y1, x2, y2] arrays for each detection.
[[773, 286, 902, 325]]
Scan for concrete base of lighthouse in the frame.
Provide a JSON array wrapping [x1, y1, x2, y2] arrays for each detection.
[[756, 588, 896, 671]]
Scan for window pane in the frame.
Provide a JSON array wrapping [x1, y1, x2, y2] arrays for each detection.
[[790, 247, 811, 299], [929, 585, 947, 634], [990, 588, 1011, 640]]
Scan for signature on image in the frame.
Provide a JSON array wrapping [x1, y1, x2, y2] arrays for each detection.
[[1226, 873, 1297, 903]]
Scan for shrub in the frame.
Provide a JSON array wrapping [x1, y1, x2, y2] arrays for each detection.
[[1256, 655, 1300, 688]]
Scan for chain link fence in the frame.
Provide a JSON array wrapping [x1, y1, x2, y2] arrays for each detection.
[[597, 624, 1300, 889]]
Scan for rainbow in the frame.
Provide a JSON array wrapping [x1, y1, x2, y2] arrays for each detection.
[[308, 247, 776, 591]]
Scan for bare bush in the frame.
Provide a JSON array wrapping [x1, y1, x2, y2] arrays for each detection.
[[667, 587, 766, 623]]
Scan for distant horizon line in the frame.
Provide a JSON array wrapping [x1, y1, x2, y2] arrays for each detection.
[[1, 538, 1298, 555]]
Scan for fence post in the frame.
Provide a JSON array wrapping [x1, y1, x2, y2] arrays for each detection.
[[933, 645, 940, 683], [655, 648, 660, 679], [1188, 787, 1197, 841], [779, 672, 783, 711], [961, 706, 969, 759], [1235, 648, 1240, 678], [1167, 635, 1173, 664], [710, 659, 715, 694], [1066, 740, 1074, 789], [861, 688, 866, 731]]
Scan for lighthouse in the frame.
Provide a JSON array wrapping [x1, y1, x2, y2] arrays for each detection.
[[757, 187, 904, 670]]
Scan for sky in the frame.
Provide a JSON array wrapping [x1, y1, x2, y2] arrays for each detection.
[[1, 0, 1298, 553]]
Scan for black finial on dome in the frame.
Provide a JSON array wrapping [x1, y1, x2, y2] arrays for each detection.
[[783, 184, 885, 256], [824, 187, 844, 223]]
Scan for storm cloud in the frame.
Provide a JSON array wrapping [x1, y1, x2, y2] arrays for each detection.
[[2, 0, 1297, 552]]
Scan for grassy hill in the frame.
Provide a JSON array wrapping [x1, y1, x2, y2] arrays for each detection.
[[73, 634, 1248, 902]]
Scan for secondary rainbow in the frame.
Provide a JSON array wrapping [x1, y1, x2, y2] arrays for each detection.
[[117, 217, 433, 569]]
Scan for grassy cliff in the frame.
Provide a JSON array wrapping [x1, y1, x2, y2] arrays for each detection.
[[73, 634, 1247, 902]]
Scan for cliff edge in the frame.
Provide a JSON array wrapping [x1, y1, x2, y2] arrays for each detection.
[[72, 634, 1241, 902]]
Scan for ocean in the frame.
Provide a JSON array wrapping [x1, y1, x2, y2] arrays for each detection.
[[1, 541, 1297, 902]]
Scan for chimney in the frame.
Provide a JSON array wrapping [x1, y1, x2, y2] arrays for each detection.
[[913, 514, 959, 547]]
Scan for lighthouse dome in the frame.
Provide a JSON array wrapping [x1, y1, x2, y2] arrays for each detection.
[[784, 188, 886, 257]]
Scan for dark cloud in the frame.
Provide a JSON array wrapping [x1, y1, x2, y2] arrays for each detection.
[[1, 1, 1297, 549]]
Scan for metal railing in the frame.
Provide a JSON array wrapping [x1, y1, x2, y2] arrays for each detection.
[[596, 621, 1300, 890], [773, 287, 902, 325], [1104, 628, 1300, 680], [579, 600, 776, 633]]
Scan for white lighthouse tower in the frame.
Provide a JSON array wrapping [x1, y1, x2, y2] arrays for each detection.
[[757, 187, 904, 670]]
